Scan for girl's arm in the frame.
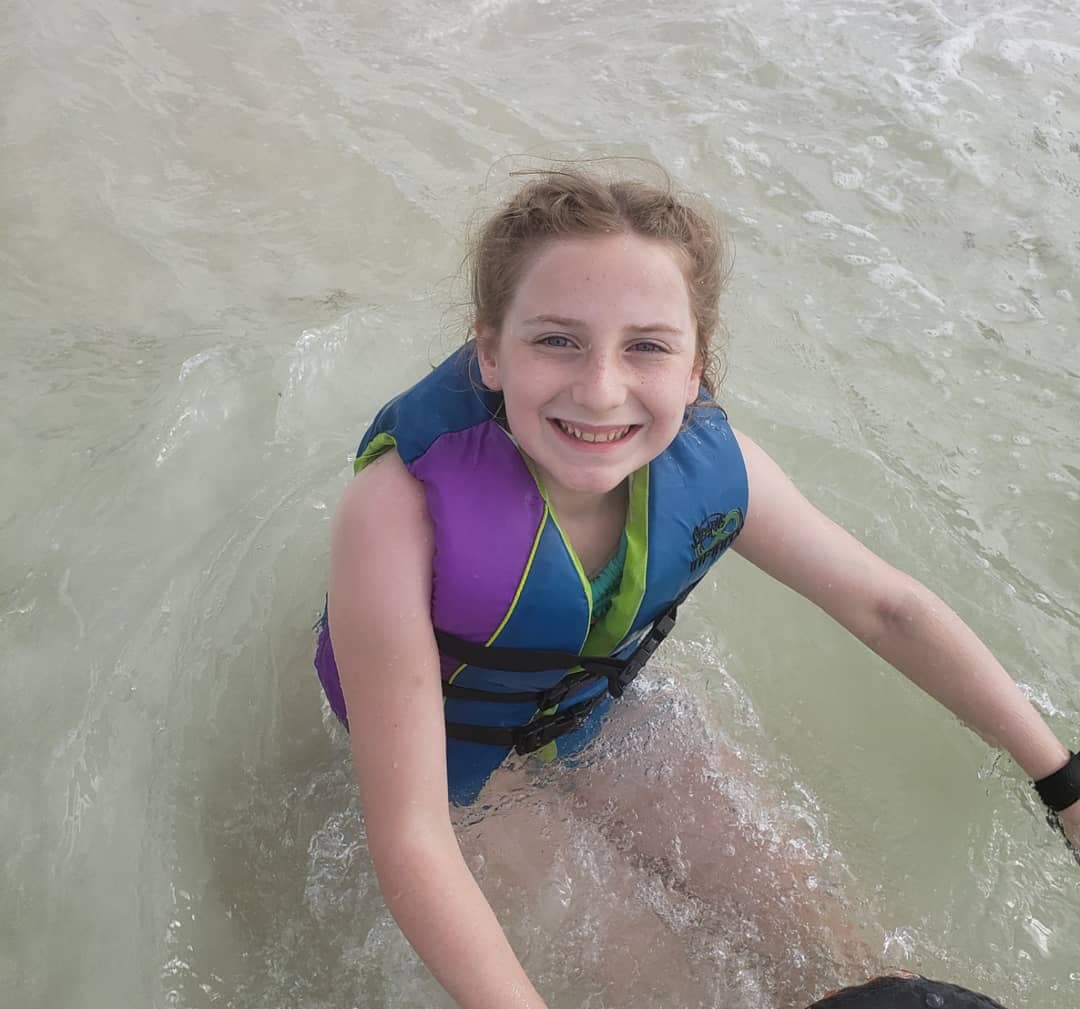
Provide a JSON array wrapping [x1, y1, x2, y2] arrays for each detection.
[[328, 452, 549, 1009], [729, 429, 1080, 845]]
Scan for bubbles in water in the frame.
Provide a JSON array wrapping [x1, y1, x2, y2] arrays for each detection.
[[304, 808, 366, 920], [882, 927, 916, 958], [832, 167, 864, 190], [728, 136, 772, 168]]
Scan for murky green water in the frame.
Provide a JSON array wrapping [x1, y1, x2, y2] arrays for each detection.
[[3, 1, 1078, 1006]]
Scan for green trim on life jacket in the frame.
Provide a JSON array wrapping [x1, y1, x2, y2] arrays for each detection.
[[355, 431, 398, 474], [445, 503, 551, 689]]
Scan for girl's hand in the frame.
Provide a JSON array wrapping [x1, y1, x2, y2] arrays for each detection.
[[1057, 800, 1080, 861]]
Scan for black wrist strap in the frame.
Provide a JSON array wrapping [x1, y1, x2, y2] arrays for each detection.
[[1034, 751, 1080, 812]]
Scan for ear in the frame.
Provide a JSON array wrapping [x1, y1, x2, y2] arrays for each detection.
[[685, 355, 704, 405], [475, 323, 502, 391]]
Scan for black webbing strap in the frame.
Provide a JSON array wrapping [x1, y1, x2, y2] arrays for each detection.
[[434, 632, 623, 677], [445, 692, 607, 756], [439, 587, 693, 754], [442, 668, 601, 708]]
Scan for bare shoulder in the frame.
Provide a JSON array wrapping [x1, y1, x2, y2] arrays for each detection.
[[729, 428, 912, 630], [729, 427, 811, 545], [334, 450, 431, 539], [730, 425, 858, 562], [328, 449, 435, 659]]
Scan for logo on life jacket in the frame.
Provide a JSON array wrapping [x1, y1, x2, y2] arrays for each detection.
[[690, 509, 744, 571]]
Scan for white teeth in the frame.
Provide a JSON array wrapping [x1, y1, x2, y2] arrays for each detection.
[[556, 421, 631, 443]]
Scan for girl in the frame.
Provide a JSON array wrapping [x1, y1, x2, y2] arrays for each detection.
[[315, 167, 1079, 1009]]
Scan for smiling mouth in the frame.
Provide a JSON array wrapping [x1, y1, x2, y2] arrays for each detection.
[[552, 419, 639, 444]]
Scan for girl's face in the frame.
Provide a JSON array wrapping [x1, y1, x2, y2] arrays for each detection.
[[477, 233, 702, 509]]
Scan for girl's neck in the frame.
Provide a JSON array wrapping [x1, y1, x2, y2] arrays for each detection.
[[544, 479, 629, 577], [544, 477, 627, 524]]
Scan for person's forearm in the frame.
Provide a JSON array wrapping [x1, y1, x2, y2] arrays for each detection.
[[863, 579, 1069, 780], [369, 827, 549, 1009]]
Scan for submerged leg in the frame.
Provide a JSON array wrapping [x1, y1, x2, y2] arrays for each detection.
[[453, 676, 883, 1007], [557, 676, 884, 1008], [457, 763, 742, 1007]]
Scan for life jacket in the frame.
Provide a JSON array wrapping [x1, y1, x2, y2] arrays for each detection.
[[314, 344, 748, 804]]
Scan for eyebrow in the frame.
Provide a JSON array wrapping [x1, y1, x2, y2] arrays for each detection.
[[522, 314, 684, 335]]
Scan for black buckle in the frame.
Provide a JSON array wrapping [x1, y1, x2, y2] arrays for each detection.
[[606, 607, 678, 698], [535, 680, 574, 709], [534, 669, 603, 709], [512, 697, 599, 755]]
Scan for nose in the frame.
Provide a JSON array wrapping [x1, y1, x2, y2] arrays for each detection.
[[572, 348, 627, 414]]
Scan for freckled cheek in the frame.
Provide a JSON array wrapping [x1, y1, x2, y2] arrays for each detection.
[[637, 376, 687, 414]]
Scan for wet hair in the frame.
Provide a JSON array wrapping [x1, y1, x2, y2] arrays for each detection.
[[464, 165, 732, 399], [807, 975, 1011, 1009]]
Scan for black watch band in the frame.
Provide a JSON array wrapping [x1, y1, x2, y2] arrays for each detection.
[[1034, 751, 1080, 812]]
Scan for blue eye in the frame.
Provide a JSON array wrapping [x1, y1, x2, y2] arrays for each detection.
[[630, 340, 666, 353], [539, 334, 573, 348]]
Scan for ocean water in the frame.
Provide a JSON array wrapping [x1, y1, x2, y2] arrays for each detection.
[[2, 1, 1078, 1007]]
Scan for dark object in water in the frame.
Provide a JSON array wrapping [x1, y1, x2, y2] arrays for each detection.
[[808, 974, 1010, 1009]]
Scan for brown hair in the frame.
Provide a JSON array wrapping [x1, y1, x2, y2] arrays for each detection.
[[464, 165, 733, 397]]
